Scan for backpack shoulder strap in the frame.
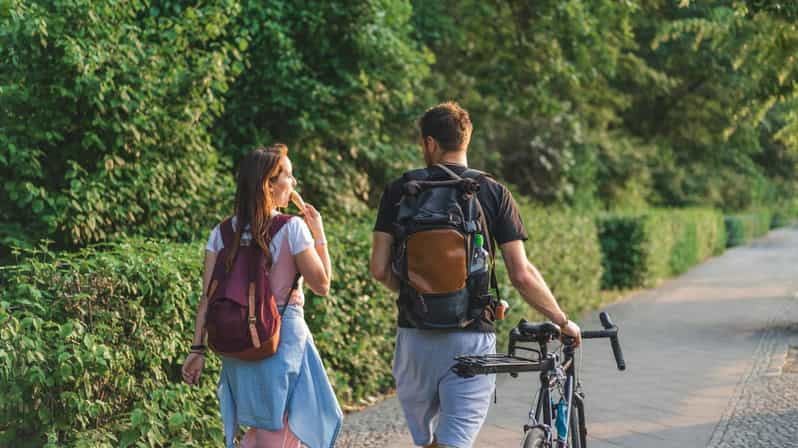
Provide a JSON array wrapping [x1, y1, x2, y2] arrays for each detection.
[[460, 169, 503, 302], [462, 168, 493, 181], [219, 217, 235, 249], [435, 163, 462, 180], [403, 167, 431, 182], [268, 213, 302, 318], [268, 213, 295, 239]]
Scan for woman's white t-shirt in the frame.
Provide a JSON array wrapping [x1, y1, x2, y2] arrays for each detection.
[[205, 215, 313, 260], [205, 213, 314, 305]]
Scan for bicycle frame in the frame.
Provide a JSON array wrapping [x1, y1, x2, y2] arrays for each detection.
[[512, 334, 585, 447]]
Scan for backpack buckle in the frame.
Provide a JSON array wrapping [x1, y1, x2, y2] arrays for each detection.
[[248, 316, 257, 323]]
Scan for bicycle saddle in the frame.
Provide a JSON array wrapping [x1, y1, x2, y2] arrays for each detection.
[[516, 320, 561, 341]]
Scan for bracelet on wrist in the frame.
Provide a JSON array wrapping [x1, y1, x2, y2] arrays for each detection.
[[190, 344, 206, 351]]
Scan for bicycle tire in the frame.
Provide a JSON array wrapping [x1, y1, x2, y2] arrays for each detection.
[[569, 406, 583, 448], [522, 427, 547, 448]]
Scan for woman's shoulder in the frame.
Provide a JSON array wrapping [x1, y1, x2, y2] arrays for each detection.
[[277, 214, 313, 253], [281, 213, 310, 234]]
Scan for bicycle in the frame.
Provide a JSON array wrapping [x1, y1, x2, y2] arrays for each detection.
[[452, 312, 626, 448]]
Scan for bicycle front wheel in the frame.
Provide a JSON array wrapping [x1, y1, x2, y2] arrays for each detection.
[[522, 427, 547, 448]]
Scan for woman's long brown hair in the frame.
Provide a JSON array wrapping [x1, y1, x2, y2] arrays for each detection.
[[225, 144, 288, 272]]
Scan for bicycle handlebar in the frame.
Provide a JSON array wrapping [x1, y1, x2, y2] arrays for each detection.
[[580, 311, 625, 371]]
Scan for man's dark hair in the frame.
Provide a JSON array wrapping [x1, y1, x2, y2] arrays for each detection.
[[419, 101, 473, 151]]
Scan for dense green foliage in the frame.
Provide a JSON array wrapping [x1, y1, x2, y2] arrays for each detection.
[[0, 240, 221, 447], [303, 213, 395, 406], [0, 0, 427, 254], [0, 0, 240, 252], [3, 1, 797, 253], [598, 208, 726, 289], [411, 0, 798, 210], [212, 1, 429, 212], [770, 199, 798, 228]]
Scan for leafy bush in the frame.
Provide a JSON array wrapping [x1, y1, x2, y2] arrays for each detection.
[[724, 209, 773, 247], [0, 240, 221, 447], [0, 1, 240, 253], [211, 0, 430, 213], [598, 208, 725, 288], [596, 215, 648, 289], [670, 208, 726, 274]]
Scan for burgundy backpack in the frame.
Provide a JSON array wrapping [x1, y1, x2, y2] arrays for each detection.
[[204, 214, 297, 361]]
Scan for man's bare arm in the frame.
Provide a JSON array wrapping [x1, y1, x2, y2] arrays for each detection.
[[500, 240, 581, 346], [370, 231, 400, 292]]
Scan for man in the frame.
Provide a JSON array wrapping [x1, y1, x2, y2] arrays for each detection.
[[370, 102, 581, 448]]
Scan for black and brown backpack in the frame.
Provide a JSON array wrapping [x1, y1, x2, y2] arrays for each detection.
[[391, 164, 501, 329]]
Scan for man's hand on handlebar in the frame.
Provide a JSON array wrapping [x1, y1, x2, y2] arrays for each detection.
[[562, 320, 582, 348]]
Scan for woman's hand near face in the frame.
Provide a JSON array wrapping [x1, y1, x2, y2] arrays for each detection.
[[302, 204, 325, 240]]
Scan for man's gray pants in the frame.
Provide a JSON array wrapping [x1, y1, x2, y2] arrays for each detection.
[[393, 328, 496, 448]]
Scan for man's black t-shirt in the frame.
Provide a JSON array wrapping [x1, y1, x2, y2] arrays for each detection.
[[373, 164, 528, 332]]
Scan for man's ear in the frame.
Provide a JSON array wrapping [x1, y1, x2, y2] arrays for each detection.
[[425, 136, 439, 152], [425, 136, 442, 160]]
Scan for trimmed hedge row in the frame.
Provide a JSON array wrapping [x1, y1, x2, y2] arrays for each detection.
[[770, 199, 798, 229], [597, 208, 726, 289], [0, 204, 605, 446], [724, 209, 773, 247]]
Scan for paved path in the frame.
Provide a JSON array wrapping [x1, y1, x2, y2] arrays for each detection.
[[336, 227, 798, 447]]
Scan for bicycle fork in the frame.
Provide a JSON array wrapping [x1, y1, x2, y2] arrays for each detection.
[[524, 354, 585, 447]]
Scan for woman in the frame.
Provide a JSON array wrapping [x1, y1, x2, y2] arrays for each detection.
[[181, 144, 342, 448]]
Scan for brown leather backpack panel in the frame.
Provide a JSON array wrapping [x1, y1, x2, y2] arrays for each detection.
[[407, 228, 467, 294]]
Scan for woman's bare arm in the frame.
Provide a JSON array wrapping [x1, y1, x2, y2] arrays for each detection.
[[191, 250, 217, 346]]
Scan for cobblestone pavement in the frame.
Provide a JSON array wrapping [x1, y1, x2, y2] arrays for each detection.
[[335, 227, 798, 448], [707, 323, 798, 448]]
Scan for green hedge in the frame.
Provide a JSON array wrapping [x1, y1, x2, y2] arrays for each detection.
[[0, 240, 222, 447], [770, 199, 798, 228], [724, 209, 773, 247], [598, 208, 726, 289], [494, 204, 604, 349]]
